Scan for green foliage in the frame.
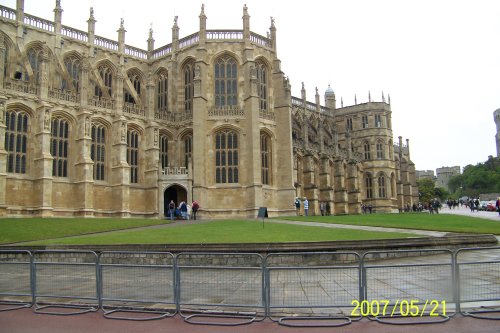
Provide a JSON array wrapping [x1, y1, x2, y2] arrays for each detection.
[[417, 178, 436, 203], [449, 157, 500, 197]]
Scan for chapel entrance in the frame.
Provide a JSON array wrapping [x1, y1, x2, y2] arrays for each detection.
[[164, 185, 187, 217]]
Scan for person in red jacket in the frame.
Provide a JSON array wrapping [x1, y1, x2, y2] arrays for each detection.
[[192, 200, 200, 220]]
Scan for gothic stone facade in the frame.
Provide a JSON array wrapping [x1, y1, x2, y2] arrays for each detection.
[[0, 1, 418, 218]]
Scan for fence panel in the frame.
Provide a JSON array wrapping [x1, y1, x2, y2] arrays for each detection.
[[362, 249, 455, 325], [176, 252, 265, 325], [33, 250, 99, 315], [456, 246, 500, 319], [99, 251, 176, 320], [0, 251, 33, 311], [265, 252, 361, 327]]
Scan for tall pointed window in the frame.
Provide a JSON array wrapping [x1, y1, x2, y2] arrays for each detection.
[[51, 118, 69, 177], [260, 133, 271, 185], [184, 62, 194, 112], [5, 111, 28, 174], [127, 129, 139, 183], [95, 64, 113, 98], [376, 140, 385, 159], [256, 62, 267, 111], [365, 173, 373, 199], [157, 71, 168, 112], [125, 72, 141, 104], [346, 117, 353, 131], [184, 135, 192, 168], [27, 47, 43, 83], [378, 173, 386, 198], [214, 56, 237, 108], [4, 45, 9, 78], [62, 56, 81, 92], [364, 141, 371, 160], [215, 130, 238, 183], [91, 124, 106, 181], [160, 135, 169, 169]]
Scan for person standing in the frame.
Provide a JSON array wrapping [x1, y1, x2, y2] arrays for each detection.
[[294, 197, 301, 216], [496, 197, 500, 216], [179, 201, 188, 220], [168, 200, 176, 220], [303, 198, 309, 216], [192, 200, 199, 220], [320, 201, 325, 216]]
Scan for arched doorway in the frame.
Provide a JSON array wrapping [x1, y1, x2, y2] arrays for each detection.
[[164, 185, 187, 217]]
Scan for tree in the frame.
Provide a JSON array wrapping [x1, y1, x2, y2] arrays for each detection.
[[448, 157, 500, 197], [417, 178, 436, 204]]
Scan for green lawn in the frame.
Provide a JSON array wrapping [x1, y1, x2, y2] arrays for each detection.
[[0, 218, 172, 244], [276, 213, 500, 234], [14, 220, 417, 245]]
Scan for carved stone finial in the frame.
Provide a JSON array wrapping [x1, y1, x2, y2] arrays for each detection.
[[174, 16, 178, 25], [120, 17, 124, 28]]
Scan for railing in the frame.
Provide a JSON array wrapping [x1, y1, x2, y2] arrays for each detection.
[[125, 45, 148, 59], [208, 106, 244, 118], [94, 35, 119, 51], [178, 32, 199, 49], [3, 79, 38, 95], [2, 247, 498, 326], [154, 111, 192, 123], [207, 30, 243, 40], [90, 96, 115, 110], [123, 102, 145, 116], [24, 13, 54, 32], [61, 25, 88, 42], [0, 5, 16, 20], [259, 109, 275, 121], [151, 44, 172, 59], [161, 167, 188, 175], [250, 32, 271, 48], [48, 88, 80, 103]]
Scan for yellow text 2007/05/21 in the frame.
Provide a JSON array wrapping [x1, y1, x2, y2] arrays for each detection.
[[351, 299, 446, 317]]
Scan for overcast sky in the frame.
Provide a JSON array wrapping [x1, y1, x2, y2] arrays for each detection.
[[4, 0, 500, 172]]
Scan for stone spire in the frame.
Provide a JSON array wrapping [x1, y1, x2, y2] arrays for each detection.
[[199, 4, 207, 31], [147, 24, 154, 53]]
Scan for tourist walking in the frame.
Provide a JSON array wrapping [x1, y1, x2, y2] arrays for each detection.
[[320, 201, 325, 216], [179, 201, 188, 220], [496, 197, 500, 216]]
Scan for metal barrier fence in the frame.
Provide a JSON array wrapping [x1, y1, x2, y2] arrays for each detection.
[[33, 250, 99, 315], [362, 249, 456, 325], [456, 246, 500, 320], [0, 248, 499, 324], [176, 252, 266, 325], [265, 252, 361, 327], [99, 251, 176, 320], [0, 250, 33, 311]]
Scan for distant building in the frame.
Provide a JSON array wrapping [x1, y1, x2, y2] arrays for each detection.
[[416, 170, 435, 180], [435, 166, 461, 191], [494, 108, 500, 157]]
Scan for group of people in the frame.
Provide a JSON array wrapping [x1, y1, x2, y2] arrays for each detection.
[[294, 197, 332, 216], [166, 200, 200, 221]]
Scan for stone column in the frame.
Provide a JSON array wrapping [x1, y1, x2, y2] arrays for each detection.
[[33, 103, 54, 216], [144, 124, 160, 217], [319, 156, 334, 215], [0, 35, 5, 88], [111, 118, 130, 216], [334, 160, 348, 214], [74, 111, 94, 216], [347, 161, 361, 214], [0, 97, 7, 215]]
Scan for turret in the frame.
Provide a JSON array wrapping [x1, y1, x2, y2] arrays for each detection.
[[325, 84, 336, 111]]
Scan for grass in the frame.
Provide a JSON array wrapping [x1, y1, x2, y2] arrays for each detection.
[[8, 220, 418, 245], [276, 213, 500, 235], [0, 218, 172, 244]]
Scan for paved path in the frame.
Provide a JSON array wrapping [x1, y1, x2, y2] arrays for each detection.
[[270, 219, 447, 237], [439, 205, 500, 221]]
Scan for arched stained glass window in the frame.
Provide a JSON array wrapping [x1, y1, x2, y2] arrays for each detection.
[[215, 130, 238, 183], [214, 56, 237, 108], [51, 118, 69, 177], [5, 111, 28, 174]]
